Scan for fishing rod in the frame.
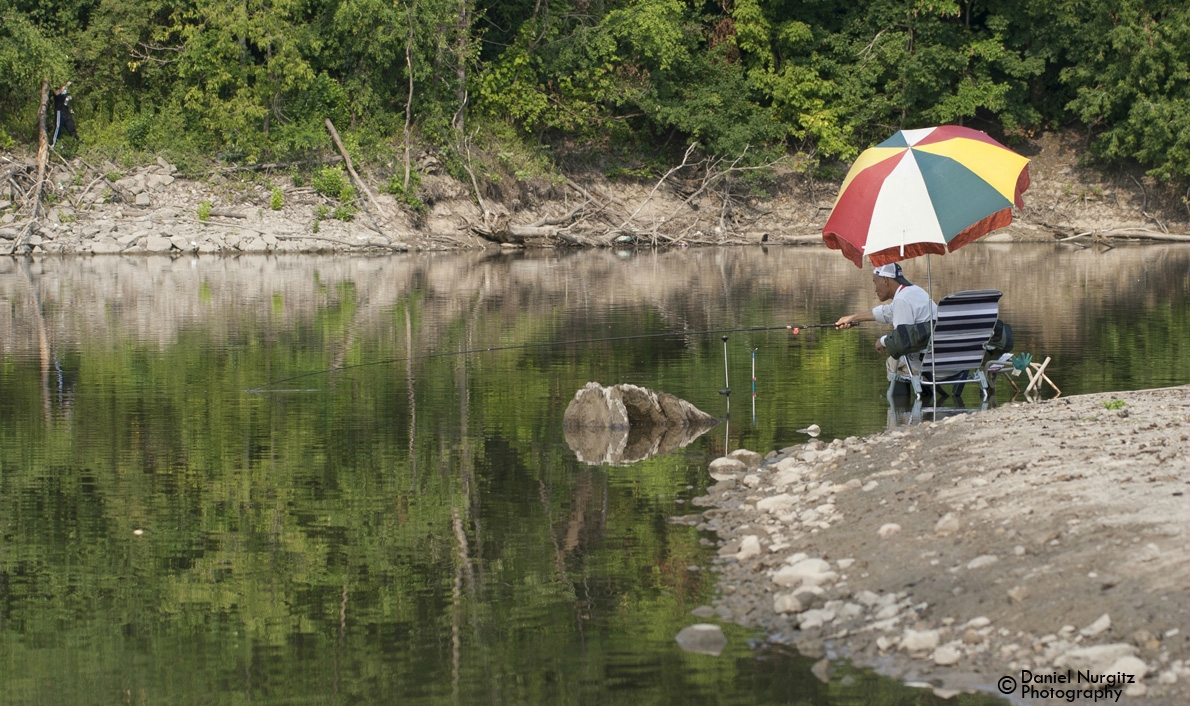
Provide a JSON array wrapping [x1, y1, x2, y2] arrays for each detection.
[[247, 321, 848, 393]]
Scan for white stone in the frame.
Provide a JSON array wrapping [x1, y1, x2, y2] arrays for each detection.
[[728, 449, 763, 469], [1108, 655, 1148, 681], [933, 644, 962, 666], [742, 474, 761, 488], [756, 493, 796, 514], [735, 535, 761, 561], [901, 629, 941, 653], [1054, 643, 1137, 674], [967, 555, 999, 570], [1080, 613, 1111, 638], [877, 523, 901, 538], [837, 558, 855, 570], [709, 457, 746, 477], [875, 604, 900, 620], [772, 558, 837, 588], [773, 593, 803, 614], [798, 609, 836, 630], [965, 616, 991, 629], [934, 513, 960, 536], [855, 590, 881, 607], [862, 480, 878, 491], [90, 239, 123, 254], [876, 636, 898, 651], [1158, 669, 1178, 685], [239, 236, 269, 252]]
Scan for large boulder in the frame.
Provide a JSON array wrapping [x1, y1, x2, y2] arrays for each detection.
[[563, 382, 719, 465]]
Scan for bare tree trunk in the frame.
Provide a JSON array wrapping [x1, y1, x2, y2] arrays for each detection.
[[12, 80, 52, 254], [452, 0, 469, 133], [402, 2, 416, 192], [33, 79, 49, 220]]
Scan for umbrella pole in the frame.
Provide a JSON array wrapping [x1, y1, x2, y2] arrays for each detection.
[[928, 254, 936, 419]]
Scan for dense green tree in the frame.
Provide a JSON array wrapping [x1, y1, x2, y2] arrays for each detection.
[[1, 0, 1189, 182]]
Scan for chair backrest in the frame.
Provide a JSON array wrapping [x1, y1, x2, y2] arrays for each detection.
[[922, 289, 1002, 374]]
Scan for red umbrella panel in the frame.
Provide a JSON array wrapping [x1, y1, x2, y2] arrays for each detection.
[[822, 126, 1031, 268]]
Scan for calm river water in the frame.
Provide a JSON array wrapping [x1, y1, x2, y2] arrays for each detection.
[[2, 244, 1187, 705]]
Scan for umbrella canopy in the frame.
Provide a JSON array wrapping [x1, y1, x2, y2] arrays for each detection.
[[822, 126, 1030, 268]]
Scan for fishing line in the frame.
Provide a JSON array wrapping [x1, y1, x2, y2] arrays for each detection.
[[246, 322, 844, 394]]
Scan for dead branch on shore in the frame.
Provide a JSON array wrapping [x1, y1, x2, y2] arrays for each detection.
[[1045, 223, 1190, 243], [325, 118, 393, 245]]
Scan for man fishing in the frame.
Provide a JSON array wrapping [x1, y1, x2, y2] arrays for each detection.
[[51, 81, 78, 147], [834, 263, 936, 380]]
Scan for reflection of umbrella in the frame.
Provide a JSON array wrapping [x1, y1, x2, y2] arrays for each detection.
[[822, 125, 1030, 268]]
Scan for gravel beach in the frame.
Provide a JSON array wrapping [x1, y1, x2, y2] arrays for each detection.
[[682, 386, 1190, 704]]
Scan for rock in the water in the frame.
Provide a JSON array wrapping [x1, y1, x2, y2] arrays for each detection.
[[675, 624, 727, 656], [563, 382, 718, 465], [728, 449, 763, 469], [811, 657, 833, 683]]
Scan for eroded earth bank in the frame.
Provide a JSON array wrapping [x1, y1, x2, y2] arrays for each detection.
[[679, 386, 1190, 704]]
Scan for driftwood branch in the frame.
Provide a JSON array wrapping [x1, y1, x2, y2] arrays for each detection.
[[619, 142, 698, 230], [325, 118, 392, 243]]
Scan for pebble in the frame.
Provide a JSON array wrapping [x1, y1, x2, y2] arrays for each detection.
[[877, 523, 901, 538], [966, 554, 999, 570], [1080, 613, 1112, 638], [901, 628, 940, 653], [934, 513, 960, 535], [736, 535, 761, 561], [933, 644, 962, 665]]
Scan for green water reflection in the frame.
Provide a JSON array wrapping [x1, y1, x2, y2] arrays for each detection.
[[2, 246, 1187, 705]]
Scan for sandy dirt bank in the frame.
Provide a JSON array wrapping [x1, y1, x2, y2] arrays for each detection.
[[682, 385, 1190, 704]]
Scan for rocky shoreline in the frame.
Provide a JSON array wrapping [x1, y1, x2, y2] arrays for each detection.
[[6, 130, 1190, 256], [679, 386, 1190, 703]]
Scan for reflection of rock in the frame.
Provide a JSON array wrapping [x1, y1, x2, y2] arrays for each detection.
[[563, 382, 719, 466]]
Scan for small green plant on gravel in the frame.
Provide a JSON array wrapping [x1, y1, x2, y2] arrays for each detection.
[[312, 166, 355, 202], [332, 204, 356, 222], [197, 201, 212, 221], [315, 205, 330, 220], [1103, 398, 1127, 410], [270, 187, 284, 210], [383, 171, 426, 214]]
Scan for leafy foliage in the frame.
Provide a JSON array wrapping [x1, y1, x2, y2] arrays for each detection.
[[2, 0, 1190, 182]]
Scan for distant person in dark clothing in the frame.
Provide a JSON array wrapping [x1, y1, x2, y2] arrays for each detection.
[[51, 82, 78, 147]]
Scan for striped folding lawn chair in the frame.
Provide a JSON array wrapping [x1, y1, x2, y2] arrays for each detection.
[[888, 289, 1003, 401]]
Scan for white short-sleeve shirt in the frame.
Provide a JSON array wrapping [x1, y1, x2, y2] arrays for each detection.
[[872, 284, 936, 347]]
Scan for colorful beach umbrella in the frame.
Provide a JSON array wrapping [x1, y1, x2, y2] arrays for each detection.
[[822, 125, 1031, 268]]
